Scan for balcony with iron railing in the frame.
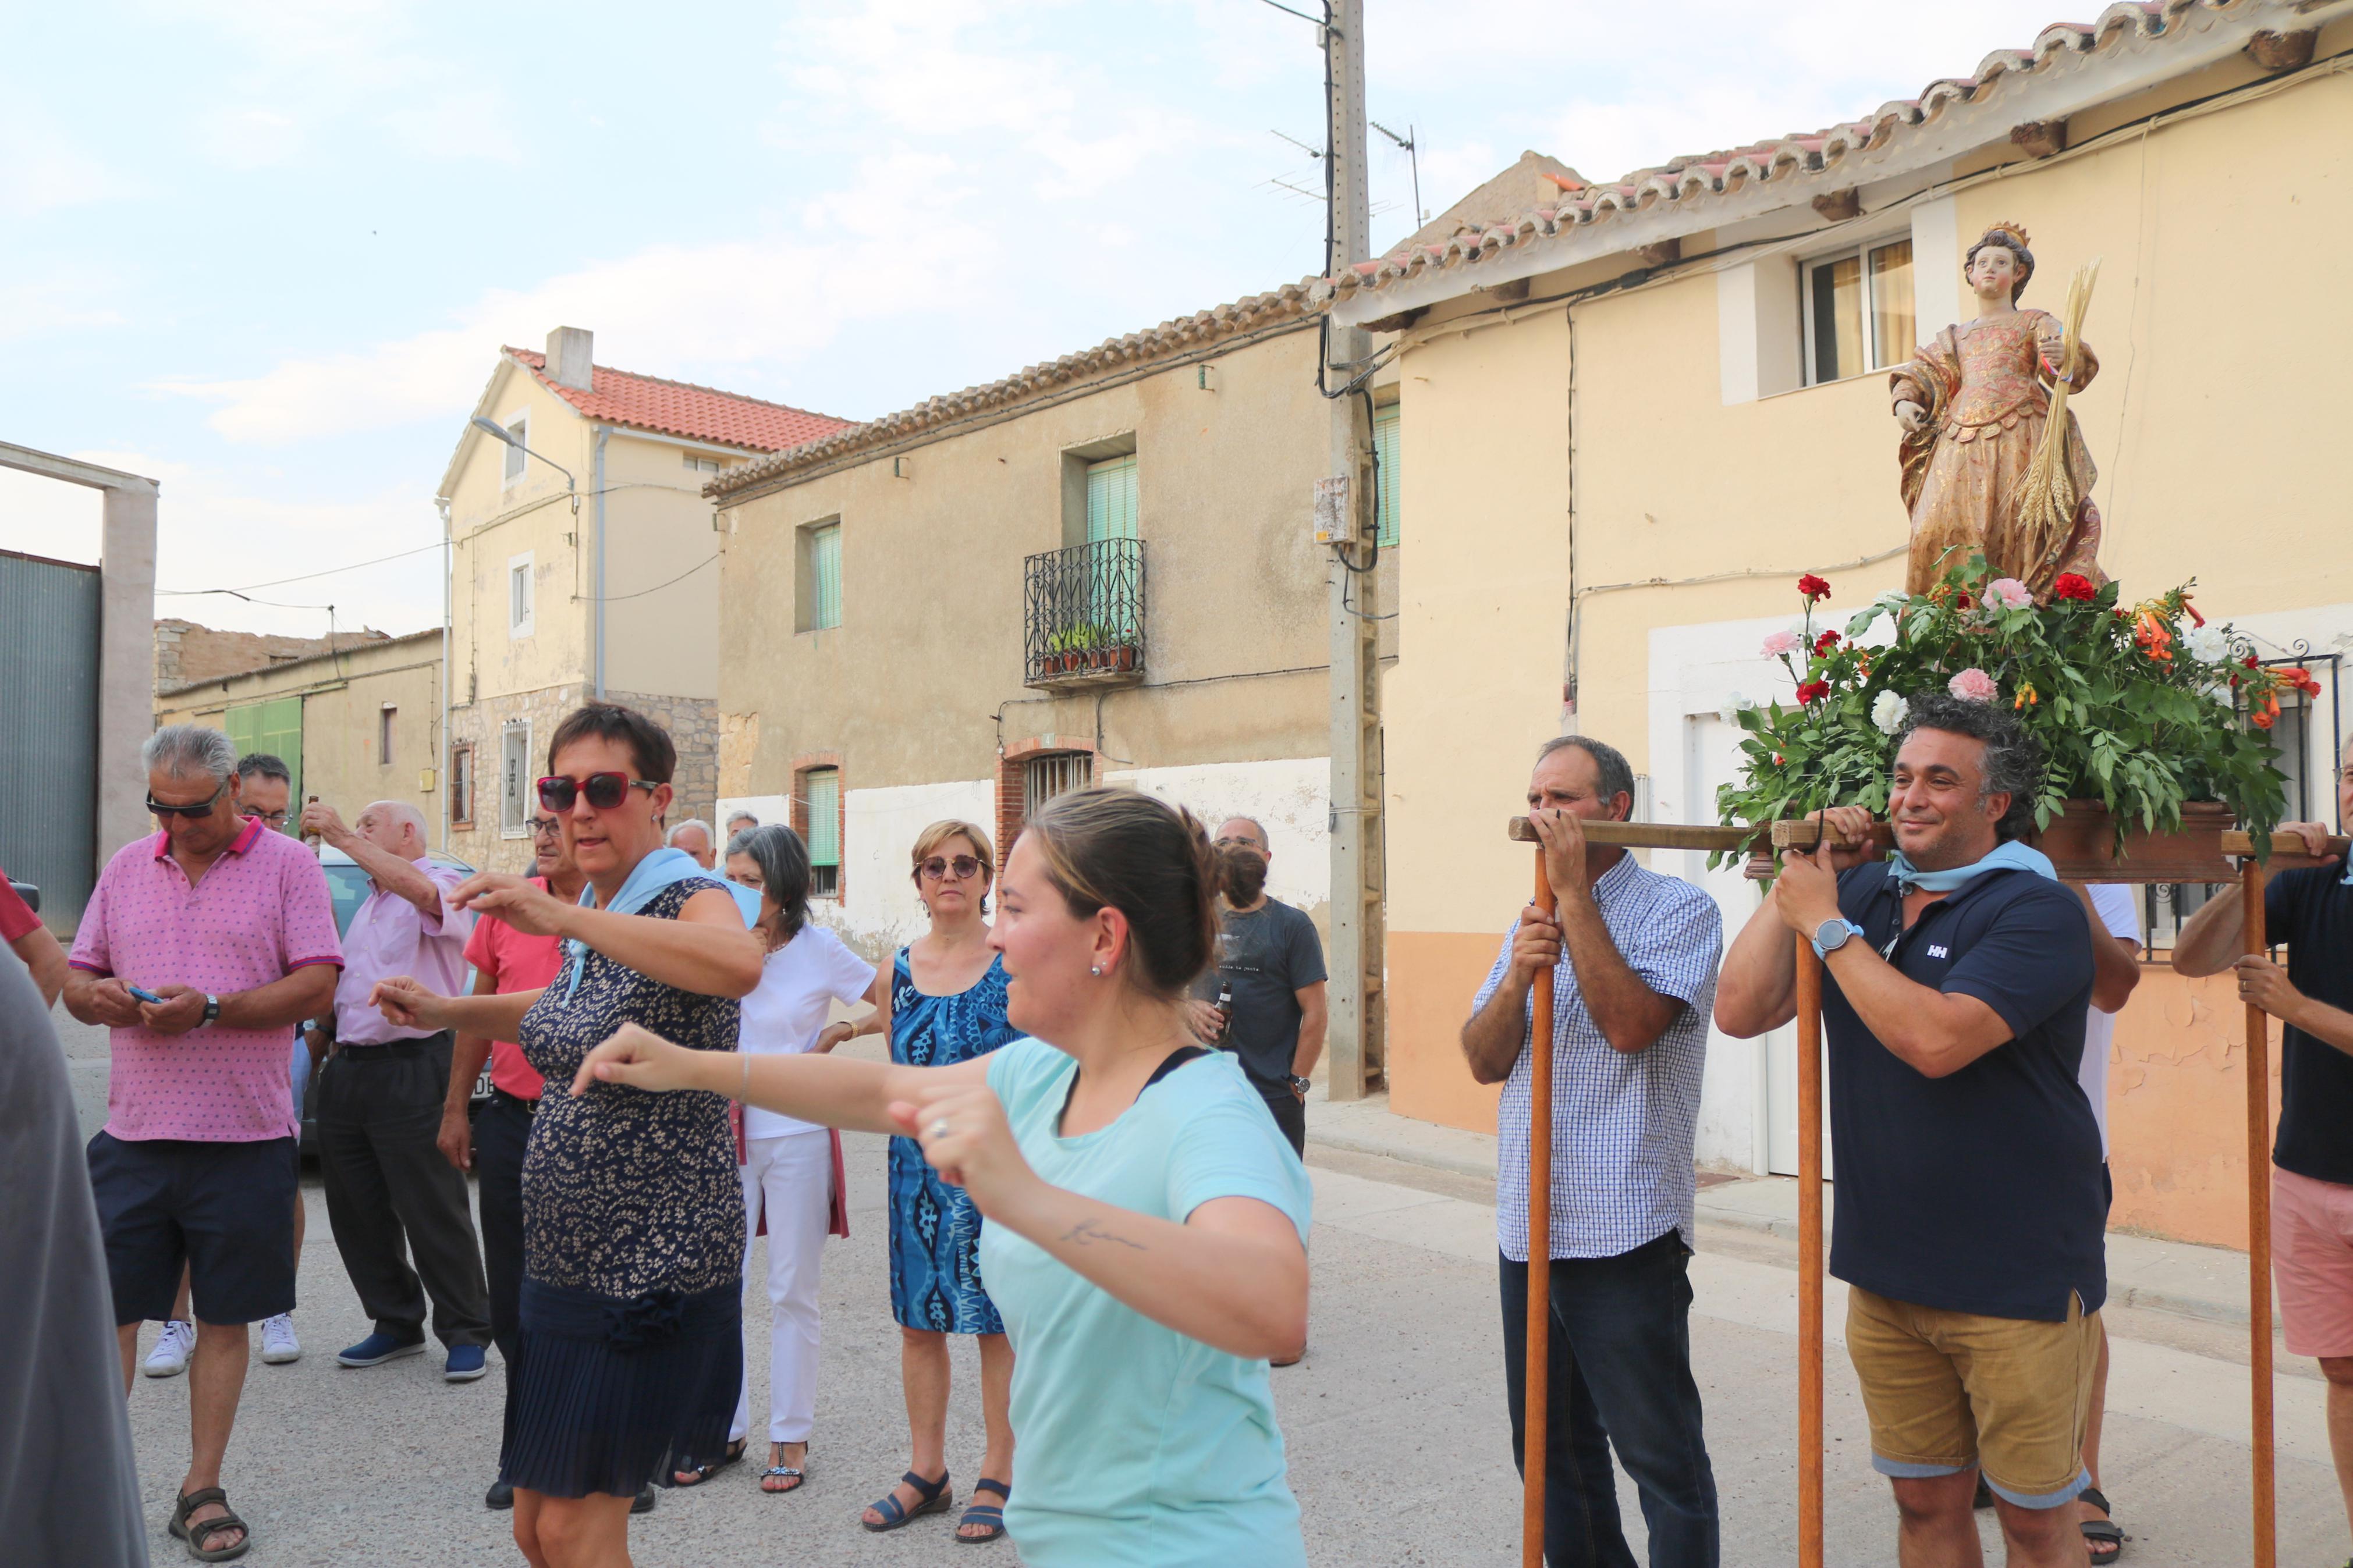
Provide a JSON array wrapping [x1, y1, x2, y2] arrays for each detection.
[[1023, 538, 1145, 690]]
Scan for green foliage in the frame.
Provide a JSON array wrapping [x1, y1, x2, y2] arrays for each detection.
[[1710, 554, 2296, 866]]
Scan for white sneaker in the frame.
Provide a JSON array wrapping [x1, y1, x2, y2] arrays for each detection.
[[260, 1314, 301, 1364], [143, 1319, 196, 1378]]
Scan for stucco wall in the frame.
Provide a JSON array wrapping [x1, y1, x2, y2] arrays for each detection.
[[154, 634, 445, 843], [1379, 54, 2353, 1172], [600, 430, 730, 700], [448, 364, 593, 712]]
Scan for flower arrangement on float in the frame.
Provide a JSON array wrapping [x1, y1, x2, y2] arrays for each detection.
[[1711, 553, 2313, 864]]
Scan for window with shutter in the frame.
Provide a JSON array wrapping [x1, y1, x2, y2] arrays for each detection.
[[1373, 404, 1401, 547], [804, 767, 841, 896], [1084, 455, 1139, 543]]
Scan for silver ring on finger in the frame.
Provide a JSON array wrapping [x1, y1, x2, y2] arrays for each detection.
[[927, 1118, 952, 1142]]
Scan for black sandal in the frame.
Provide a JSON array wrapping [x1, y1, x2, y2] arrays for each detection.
[[673, 1437, 747, 1486], [2079, 1485, 2123, 1563], [863, 1469, 952, 1531], [957, 1477, 1010, 1544], [762, 1443, 808, 1495], [169, 1487, 251, 1562]]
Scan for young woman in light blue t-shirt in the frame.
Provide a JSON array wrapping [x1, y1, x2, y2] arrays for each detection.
[[572, 788, 1314, 1567]]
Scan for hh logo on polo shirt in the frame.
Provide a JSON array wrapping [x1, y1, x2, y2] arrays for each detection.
[[1928, 945, 1950, 959]]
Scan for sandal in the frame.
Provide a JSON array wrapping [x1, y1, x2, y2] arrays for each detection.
[[169, 1487, 251, 1562], [863, 1469, 952, 1532], [957, 1478, 1011, 1545], [2079, 1485, 2123, 1564], [762, 1444, 808, 1495], [673, 1437, 747, 1487]]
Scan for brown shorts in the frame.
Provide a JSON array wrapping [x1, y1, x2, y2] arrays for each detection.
[[1845, 1285, 2098, 1508]]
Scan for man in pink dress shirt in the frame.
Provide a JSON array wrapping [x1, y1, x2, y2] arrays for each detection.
[[299, 796, 493, 1382], [63, 724, 343, 1560]]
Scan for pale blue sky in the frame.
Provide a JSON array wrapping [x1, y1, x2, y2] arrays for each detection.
[[1, 0, 2072, 638]]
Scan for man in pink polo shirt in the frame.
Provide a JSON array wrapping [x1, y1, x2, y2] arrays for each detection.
[[299, 795, 491, 1384], [63, 725, 343, 1561]]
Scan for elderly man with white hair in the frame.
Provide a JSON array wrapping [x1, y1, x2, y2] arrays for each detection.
[[299, 796, 494, 1382], [668, 817, 718, 870]]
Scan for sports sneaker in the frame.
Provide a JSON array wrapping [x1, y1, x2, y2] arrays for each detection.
[[445, 1344, 488, 1382], [336, 1331, 427, 1368], [143, 1319, 196, 1378], [259, 1314, 301, 1364]]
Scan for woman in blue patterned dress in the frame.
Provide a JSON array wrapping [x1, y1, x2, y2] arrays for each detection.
[[863, 819, 1021, 1543]]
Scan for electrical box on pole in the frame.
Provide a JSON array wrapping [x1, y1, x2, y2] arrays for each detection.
[[1322, 0, 1384, 1100]]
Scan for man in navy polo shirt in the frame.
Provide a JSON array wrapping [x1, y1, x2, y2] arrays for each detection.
[[1717, 694, 2098, 1567]]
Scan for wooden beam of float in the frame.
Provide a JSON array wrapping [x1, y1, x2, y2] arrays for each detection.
[[1500, 813, 2352, 1568]]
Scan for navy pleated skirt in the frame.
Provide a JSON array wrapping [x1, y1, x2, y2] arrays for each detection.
[[499, 1275, 743, 1499]]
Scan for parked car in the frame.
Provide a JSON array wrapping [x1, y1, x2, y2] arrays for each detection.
[[297, 845, 482, 1158], [8, 880, 37, 912]]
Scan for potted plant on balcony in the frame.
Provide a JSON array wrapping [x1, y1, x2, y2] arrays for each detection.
[[1713, 554, 2304, 875]]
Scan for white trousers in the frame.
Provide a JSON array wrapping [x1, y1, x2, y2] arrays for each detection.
[[730, 1131, 832, 1445]]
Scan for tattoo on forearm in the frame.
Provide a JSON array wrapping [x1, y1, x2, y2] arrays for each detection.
[[1059, 1217, 1146, 1250]]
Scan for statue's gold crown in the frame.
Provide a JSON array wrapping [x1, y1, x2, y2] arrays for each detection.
[[1981, 220, 2032, 249]]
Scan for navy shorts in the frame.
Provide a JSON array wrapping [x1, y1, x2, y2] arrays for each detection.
[[87, 1131, 298, 1327]]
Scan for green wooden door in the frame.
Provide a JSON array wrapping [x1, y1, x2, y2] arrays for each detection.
[[225, 696, 303, 807]]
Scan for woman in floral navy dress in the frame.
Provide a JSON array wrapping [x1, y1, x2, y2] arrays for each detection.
[[863, 820, 1021, 1544]]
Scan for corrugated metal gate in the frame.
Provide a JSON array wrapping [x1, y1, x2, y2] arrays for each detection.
[[0, 549, 102, 929]]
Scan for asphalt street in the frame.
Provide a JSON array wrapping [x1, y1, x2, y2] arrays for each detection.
[[52, 1014, 2345, 1566]]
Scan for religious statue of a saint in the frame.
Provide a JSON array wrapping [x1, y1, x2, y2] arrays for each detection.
[[1891, 222, 2104, 596]]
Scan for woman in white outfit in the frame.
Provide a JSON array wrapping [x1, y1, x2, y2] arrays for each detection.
[[675, 823, 882, 1494]]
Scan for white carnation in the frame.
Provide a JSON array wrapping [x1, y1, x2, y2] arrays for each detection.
[[1871, 690, 1910, 735], [1717, 691, 1749, 726], [2184, 624, 2230, 664]]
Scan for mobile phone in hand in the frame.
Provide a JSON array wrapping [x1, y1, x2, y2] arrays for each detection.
[[127, 985, 165, 1004]]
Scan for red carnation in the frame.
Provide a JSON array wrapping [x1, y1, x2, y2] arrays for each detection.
[[1955, 592, 1974, 610], [1797, 573, 1832, 602], [1795, 680, 1832, 705], [2053, 573, 2097, 602], [1813, 630, 1841, 656]]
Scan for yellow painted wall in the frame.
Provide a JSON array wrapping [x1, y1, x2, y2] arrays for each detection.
[[1381, 58, 2353, 1177], [447, 361, 594, 707], [154, 633, 446, 835], [601, 431, 734, 699]]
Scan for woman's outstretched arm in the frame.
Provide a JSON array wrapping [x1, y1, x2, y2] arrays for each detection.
[[574, 1021, 989, 1134]]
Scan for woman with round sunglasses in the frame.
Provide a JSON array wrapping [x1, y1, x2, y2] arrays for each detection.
[[858, 820, 1021, 1542], [571, 789, 1312, 1567], [368, 702, 762, 1568], [676, 823, 880, 1498]]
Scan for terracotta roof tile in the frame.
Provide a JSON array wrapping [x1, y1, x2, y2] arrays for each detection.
[[708, 281, 1321, 499], [1331, 1, 2287, 304], [503, 349, 853, 452]]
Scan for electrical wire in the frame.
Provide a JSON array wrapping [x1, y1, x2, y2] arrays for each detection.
[[588, 552, 718, 603], [155, 540, 443, 598]]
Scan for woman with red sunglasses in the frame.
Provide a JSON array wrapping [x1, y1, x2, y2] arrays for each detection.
[[369, 702, 762, 1568]]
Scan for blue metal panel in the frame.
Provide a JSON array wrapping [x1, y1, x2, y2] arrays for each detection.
[[0, 550, 102, 929]]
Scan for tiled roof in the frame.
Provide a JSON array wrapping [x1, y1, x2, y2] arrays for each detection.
[[707, 282, 1321, 499], [503, 349, 854, 453], [1331, 0, 2319, 307]]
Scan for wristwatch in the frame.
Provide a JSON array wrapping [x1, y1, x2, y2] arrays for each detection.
[[201, 994, 221, 1027], [1812, 919, 1864, 959], [1287, 1073, 1312, 1099]]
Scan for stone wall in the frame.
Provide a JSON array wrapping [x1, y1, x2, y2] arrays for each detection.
[[154, 617, 391, 694], [447, 682, 719, 876]]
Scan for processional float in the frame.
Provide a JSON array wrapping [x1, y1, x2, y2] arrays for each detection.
[[1503, 226, 2345, 1566]]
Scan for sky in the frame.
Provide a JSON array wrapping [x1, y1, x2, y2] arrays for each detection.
[[0, 0, 2081, 639]]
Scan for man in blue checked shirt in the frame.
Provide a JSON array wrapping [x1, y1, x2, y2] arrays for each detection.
[[1462, 734, 1724, 1568]]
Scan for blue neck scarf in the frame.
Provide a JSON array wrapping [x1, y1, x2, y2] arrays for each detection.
[[1886, 838, 2057, 896], [560, 847, 759, 1001]]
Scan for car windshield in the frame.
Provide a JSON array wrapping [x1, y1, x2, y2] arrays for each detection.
[[321, 851, 477, 941]]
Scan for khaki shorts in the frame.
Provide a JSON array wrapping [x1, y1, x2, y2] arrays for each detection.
[[1845, 1285, 2098, 1508]]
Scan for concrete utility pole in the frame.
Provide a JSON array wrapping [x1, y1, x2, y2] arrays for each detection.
[[1323, 0, 1384, 1101]]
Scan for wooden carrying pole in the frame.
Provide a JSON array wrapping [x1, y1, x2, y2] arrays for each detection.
[[2244, 857, 2276, 1568], [1794, 938, 1827, 1568], [1522, 845, 1558, 1566]]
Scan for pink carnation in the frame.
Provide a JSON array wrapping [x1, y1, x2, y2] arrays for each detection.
[[1760, 630, 1801, 657], [1985, 578, 2033, 610], [1947, 667, 1999, 702]]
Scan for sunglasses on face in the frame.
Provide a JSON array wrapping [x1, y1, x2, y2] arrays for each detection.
[[536, 773, 658, 812], [148, 781, 230, 819], [917, 855, 984, 882]]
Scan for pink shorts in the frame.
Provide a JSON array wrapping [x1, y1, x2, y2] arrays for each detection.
[[2274, 1167, 2353, 1360]]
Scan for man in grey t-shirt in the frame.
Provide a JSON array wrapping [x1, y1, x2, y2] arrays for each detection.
[[1186, 817, 1328, 1158]]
